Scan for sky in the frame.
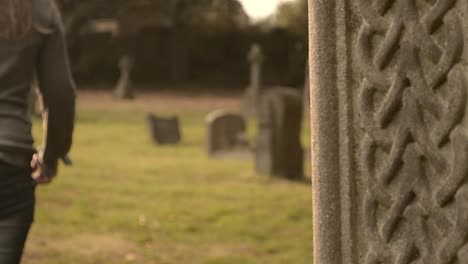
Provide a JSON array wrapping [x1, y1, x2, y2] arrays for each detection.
[[238, 0, 292, 20]]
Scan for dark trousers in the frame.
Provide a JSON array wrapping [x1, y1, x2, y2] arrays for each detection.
[[0, 162, 36, 264]]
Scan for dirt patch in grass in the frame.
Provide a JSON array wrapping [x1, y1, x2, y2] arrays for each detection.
[[24, 236, 260, 264], [142, 242, 259, 264], [23, 234, 144, 264], [77, 89, 242, 113]]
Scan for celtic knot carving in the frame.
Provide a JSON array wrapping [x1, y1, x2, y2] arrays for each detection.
[[357, 0, 468, 263]]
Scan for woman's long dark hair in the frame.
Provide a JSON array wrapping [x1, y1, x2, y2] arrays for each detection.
[[0, 0, 32, 39]]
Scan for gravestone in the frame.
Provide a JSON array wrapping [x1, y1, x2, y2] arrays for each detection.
[[243, 43, 264, 115], [114, 55, 135, 99], [256, 87, 303, 179], [146, 114, 181, 145], [308, 0, 468, 263], [205, 110, 249, 156]]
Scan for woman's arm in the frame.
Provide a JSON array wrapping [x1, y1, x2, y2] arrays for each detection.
[[36, 6, 76, 169]]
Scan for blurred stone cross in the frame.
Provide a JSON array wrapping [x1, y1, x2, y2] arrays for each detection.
[[114, 55, 135, 100], [243, 43, 264, 116]]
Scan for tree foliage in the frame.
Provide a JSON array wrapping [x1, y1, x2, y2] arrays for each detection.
[[58, 0, 249, 39], [274, 0, 308, 39]]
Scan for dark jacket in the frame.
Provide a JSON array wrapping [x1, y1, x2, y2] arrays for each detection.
[[0, 0, 75, 167]]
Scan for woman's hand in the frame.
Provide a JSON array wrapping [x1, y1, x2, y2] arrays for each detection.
[[31, 153, 58, 184]]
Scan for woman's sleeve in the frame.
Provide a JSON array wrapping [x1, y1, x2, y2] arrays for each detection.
[[36, 6, 76, 166]]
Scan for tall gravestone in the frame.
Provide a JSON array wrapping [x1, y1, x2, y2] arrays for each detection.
[[243, 43, 264, 115], [256, 87, 303, 179], [308, 0, 468, 263], [114, 55, 135, 100], [206, 110, 248, 156]]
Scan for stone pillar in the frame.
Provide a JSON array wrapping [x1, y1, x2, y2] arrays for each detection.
[[243, 43, 264, 115], [303, 62, 310, 115], [309, 0, 468, 264], [114, 55, 135, 100]]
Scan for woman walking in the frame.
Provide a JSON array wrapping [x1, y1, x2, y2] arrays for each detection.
[[0, 0, 75, 263]]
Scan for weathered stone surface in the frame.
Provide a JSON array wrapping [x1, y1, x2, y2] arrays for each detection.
[[256, 87, 303, 179], [146, 114, 181, 145], [303, 63, 310, 115], [308, 0, 468, 263], [243, 43, 264, 115], [205, 110, 249, 156], [114, 55, 135, 100]]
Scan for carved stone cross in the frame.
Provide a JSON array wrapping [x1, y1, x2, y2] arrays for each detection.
[[308, 0, 468, 263]]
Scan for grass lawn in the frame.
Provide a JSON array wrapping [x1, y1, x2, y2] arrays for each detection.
[[23, 90, 313, 264]]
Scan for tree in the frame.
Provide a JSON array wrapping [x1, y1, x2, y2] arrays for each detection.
[[60, 0, 249, 39], [275, 0, 308, 40], [58, 0, 251, 83]]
